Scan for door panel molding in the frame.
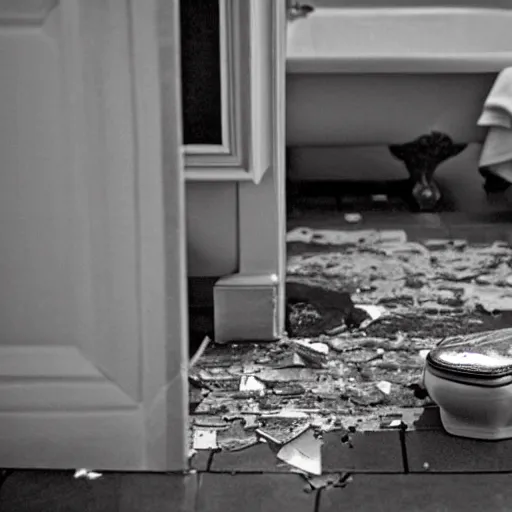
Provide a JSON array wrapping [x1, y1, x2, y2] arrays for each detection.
[[0, 382, 137, 412], [0, 346, 116, 380], [0, 345, 138, 411], [57, 0, 141, 402], [0, 0, 58, 25]]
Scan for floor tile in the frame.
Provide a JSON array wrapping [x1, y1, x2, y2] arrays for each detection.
[[287, 211, 452, 240], [119, 473, 197, 512], [188, 277, 217, 308], [209, 443, 286, 472], [322, 430, 404, 473], [0, 470, 196, 512], [197, 473, 316, 512], [190, 450, 211, 471], [403, 227, 451, 242], [189, 307, 214, 358], [0, 469, 12, 488], [378, 407, 443, 432], [405, 406, 443, 431], [446, 224, 511, 244], [442, 211, 512, 226], [320, 474, 512, 512], [414, 213, 445, 229], [406, 430, 512, 472]]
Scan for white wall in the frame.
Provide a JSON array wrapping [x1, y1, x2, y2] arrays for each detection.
[[186, 183, 238, 276]]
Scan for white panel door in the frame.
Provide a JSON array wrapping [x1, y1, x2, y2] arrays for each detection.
[[0, 0, 188, 471]]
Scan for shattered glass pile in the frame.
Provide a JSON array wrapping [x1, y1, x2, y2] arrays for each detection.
[[287, 227, 512, 315], [189, 228, 512, 474]]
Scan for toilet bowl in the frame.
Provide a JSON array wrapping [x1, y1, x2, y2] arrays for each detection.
[[423, 327, 512, 440]]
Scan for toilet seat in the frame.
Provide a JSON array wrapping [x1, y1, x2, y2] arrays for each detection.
[[425, 364, 512, 387], [426, 327, 512, 387], [423, 328, 512, 440]]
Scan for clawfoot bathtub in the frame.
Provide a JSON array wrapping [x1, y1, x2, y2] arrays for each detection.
[[286, 4, 512, 210]]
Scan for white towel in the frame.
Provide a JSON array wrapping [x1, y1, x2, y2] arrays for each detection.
[[478, 67, 512, 184]]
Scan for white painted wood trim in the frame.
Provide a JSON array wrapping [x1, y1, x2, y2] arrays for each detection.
[[186, 170, 255, 182], [186, 144, 231, 156], [183, 0, 241, 167], [275, 0, 288, 336], [237, 0, 286, 293], [214, 0, 287, 338], [183, 0, 240, 161], [0, 0, 58, 25], [136, 0, 189, 470], [184, 0, 272, 183]]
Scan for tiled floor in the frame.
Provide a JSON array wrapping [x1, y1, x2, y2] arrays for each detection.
[[4, 407, 512, 511], [146, 178, 512, 510], [319, 474, 512, 512], [288, 210, 512, 245]]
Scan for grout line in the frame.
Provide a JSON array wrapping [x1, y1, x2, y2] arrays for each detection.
[[193, 473, 201, 512], [313, 489, 323, 512], [202, 468, 512, 478], [204, 469, 408, 475], [407, 470, 512, 475], [206, 469, 303, 475], [206, 450, 216, 472], [204, 469, 512, 476], [399, 427, 410, 474], [0, 470, 13, 491]]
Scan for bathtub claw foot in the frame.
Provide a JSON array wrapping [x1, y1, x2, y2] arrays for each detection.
[[389, 132, 467, 211]]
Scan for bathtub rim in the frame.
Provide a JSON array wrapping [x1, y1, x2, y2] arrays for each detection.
[[287, 55, 512, 74], [287, 6, 512, 74]]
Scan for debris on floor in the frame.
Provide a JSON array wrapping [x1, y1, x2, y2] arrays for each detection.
[[376, 380, 392, 395], [73, 469, 102, 480], [379, 415, 404, 429], [344, 213, 363, 224], [239, 375, 266, 392], [193, 429, 218, 450], [288, 233, 512, 316], [188, 229, 512, 466], [372, 194, 389, 203], [290, 339, 329, 368], [302, 472, 343, 491], [193, 416, 230, 429], [299, 471, 353, 493], [217, 420, 259, 452], [256, 416, 311, 445], [286, 228, 382, 246], [355, 304, 388, 329], [190, 336, 212, 369], [276, 428, 322, 475]]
